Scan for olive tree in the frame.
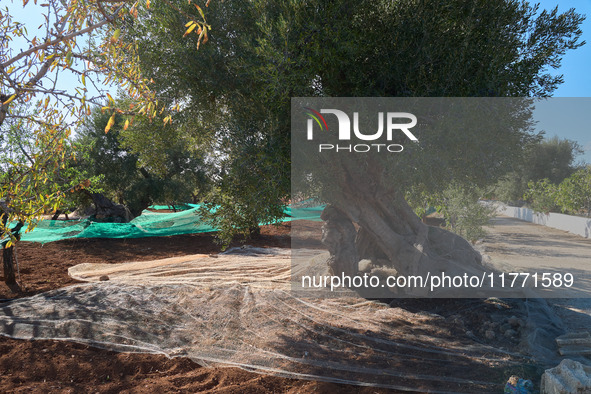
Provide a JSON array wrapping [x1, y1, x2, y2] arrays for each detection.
[[120, 0, 584, 278]]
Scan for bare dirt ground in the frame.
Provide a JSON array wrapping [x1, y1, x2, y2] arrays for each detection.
[[0, 217, 578, 393], [483, 216, 591, 280], [483, 216, 591, 333]]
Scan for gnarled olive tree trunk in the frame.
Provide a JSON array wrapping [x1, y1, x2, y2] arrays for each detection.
[[320, 163, 485, 295], [83, 191, 134, 223]]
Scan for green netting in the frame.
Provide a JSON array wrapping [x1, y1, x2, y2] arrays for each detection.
[[17, 205, 216, 244], [7, 202, 325, 244], [283, 205, 325, 222], [147, 203, 197, 211]]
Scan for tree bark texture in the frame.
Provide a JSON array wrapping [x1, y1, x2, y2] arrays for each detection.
[[0, 214, 22, 285], [321, 205, 359, 277], [2, 246, 16, 285], [83, 191, 134, 223], [320, 160, 486, 295]]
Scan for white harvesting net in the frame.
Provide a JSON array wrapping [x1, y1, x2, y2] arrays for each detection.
[[0, 247, 546, 392]]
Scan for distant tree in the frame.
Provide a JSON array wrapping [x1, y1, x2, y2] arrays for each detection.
[[408, 184, 496, 243], [556, 166, 591, 217], [524, 178, 559, 214], [494, 136, 582, 203], [75, 106, 210, 217], [524, 136, 582, 184]]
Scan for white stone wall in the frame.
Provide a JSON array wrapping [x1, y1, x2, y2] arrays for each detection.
[[494, 202, 591, 239]]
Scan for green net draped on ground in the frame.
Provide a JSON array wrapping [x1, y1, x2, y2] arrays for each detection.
[[12, 203, 324, 244]]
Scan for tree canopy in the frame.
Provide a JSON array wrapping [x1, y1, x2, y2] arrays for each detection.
[[117, 0, 584, 244], [494, 136, 583, 203], [75, 105, 210, 216]]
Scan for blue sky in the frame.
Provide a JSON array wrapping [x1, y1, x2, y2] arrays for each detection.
[[536, 0, 591, 163]]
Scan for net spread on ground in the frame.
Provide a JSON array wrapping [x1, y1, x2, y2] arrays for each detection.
[[8, 203, 324, 244], [0, 247, 561, 392]]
